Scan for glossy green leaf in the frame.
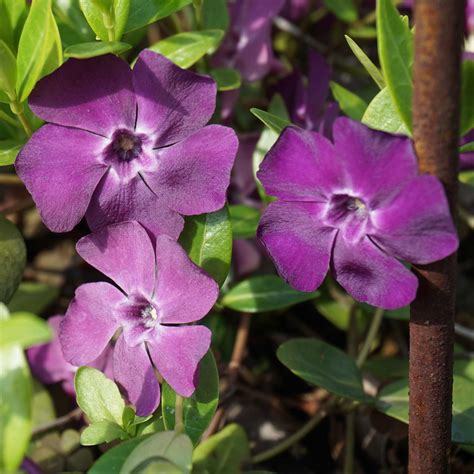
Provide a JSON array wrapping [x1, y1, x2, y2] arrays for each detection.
[[0, 40, 16, 99], [460, 141, 474, 153], [250, 107, 291, 134], [0, 0, 28, 51], [460, 58, 474, 136], [330, 81, 367, 120], [0, 311, 52, 348], [376, 0, 413, 131], [192, 424, 250, 474], [120, 431, 193, 474], [202, 0, 229, 31], [52, 0, 96, 46], [345, 35, 385, 89], [277, 338, 370, 402], [113, 0, 130, 40], [64, 40, 131, 58], [210, 68, 241, 91], [81, 420, 128, 446], [222, 275, 319, 313], [0, 139, 23, 166], [79, 0, 112, 41], [179, 207, 232, 287], [125, 0, 192, 33], [362, 87, 409, 135], [148, 30, 223, 69], [162, 350, 219, 445], [16, 0, 63, 102], [0, 216, 26, 304], [75, 367, 125, 425], [89, 436, 149, 474], [7, 281, 59, 314], [0, 308, 32, 473], [346, 25, 377, 39], [376, 376, 474, 444], [324, 0, 357, 23], [229, 205, 260, 239]]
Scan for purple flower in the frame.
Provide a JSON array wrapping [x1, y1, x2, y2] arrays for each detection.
[[59, 221, 217, 416], [460, 129, 474, 171], [15, 51, 238, 239], [275, 51, 339, 138], [212, 0, 284, 82], [257, 118, 458, 309], [281, 0, 311, 21], [27, 315, 113, 397]]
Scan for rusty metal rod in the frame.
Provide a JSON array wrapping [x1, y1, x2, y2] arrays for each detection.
[[410, 1, 465, 473]]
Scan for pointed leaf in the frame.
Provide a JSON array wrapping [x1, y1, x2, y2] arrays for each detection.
[[64, 41, 132, 58], [81, 421, 128, 446], [330, 81, 368, 120]]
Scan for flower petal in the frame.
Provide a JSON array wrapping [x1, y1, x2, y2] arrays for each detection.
[[153, 236, 219, 324], [15, 124, 108, 232], [76, 221, 156, 297], [332, 118, 418, 206], [371, 175, 458, 264], [60, 283, 123, 366], [29, 55, 136, 137], [307, 50, 331, 126], [133, 50, 216, 146], [85, 173, 184, 240], [332, 235, 418, 309], [257, 126, 343, 201], [113, 335, 160, 416], [143, 125, 238, 215], [148, 325, 211, 397], [258, 201, 337, 292]]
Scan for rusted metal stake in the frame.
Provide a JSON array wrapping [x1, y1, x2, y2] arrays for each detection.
[[410, 1, 465, 472]]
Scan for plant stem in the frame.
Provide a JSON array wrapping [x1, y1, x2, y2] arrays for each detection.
[[356, 307, 384, 368], [10, 100, 32, 137], [174, 394, 184, 433]]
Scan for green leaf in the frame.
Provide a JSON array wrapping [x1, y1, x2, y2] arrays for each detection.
[[346, 25, 377, 39], [277, 338, 370, 402], [0, 139, 22, 166], [179, 206, 232, 287], [345, 35, 385, 89], [250, 107, 291, 134], [228, 205, 260, 239], [162, 351, 219, 445], [16, 0, 63, 102], [192, 424, 250, 474], [221, 275, 319, 313], [0, 40, 16, 99], [31, 379, 56, 428], [0, 216, 26, 304], [460, 58, 474, 136], [210, 68, 241, 91], [81, 420, 128, 446], [324, 0, 358, 23], [79, 0, 112, 41], [120, 431, 193, 474], [125, 0, 192, 34], [148, 30, 223, 69], [52, 0, 96, 47], [75, 367, 125, 425], [459, 170, 474, 187], [363, 356, 408, 380], [0, 0, 28, 51], [376, 376, 474, 444], [7, 281, 59, 314], [362, 87, 409, 135], [376, 0, 413, 131], [113, 0, 130, 40], [460, 141, 474, 153], [0, 311, 52, 348], [0, 309, 32, 472], [201, 0, 229, 31], [89, 436, 149, 474], [313, 296, 352, 330], [64, 40, 131, 58], [329, 81, 368, 120]]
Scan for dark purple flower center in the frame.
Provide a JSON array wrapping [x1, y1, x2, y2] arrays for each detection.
[[109, 129, 143, 161], [326, 193, 369, 227]]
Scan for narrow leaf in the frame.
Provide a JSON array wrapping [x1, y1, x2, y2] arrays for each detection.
[[324, 0, 358, 23], [330, 81, 368, 120], [250, 107, 291, 134], [0, 40, 16, 98], [0, 312, 52, 348], [210, 68, 241, 91], [64, 41, 132, 58]]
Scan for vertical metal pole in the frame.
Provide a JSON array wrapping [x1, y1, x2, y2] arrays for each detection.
[[410, 1, 465, 473]]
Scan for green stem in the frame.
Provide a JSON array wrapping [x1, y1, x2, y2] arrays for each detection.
[[356, 307, 384, 368], [174, 394, 184, 433], [10, 100, 32, 137], [103, 12, 115, 41]]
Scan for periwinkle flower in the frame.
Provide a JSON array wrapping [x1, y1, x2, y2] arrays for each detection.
[[27, 315, 113, 396], [257, 118, 458, 309], [15, 51, 238, 239], [60, 221, 217, 416]]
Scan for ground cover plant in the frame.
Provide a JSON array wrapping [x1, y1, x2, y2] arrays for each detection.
[[0, 0, 473, 472]]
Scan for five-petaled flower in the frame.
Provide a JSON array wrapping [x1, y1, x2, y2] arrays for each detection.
[[15, 51, 238, 239], [257, 118, 459, 309], [59, 221, 218, 416]]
